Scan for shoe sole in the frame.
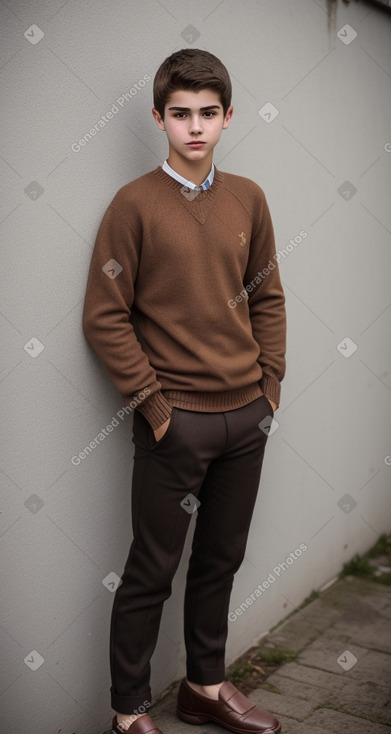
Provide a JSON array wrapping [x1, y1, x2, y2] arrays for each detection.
[[176, 706, 282, 733]]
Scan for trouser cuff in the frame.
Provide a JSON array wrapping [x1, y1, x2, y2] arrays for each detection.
[[110, 686, 152, 715], [186, 664, 226, 685]]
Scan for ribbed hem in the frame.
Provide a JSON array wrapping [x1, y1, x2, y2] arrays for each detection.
[[136, 378, 280, 429], [162, 382, 262, 413], [136, 389, 173, 430], [260, 373, 281, 408]]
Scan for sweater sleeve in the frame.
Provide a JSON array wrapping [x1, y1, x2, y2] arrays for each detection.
[[82, 202, 172, 430], [244, 190, 287, 408]]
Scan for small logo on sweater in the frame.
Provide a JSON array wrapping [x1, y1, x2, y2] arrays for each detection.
[[238, 232, 247, 247]]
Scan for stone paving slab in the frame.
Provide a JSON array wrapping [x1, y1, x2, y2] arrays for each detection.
[[278, 714, 391, 734], [298, 642, 391, 687], [326, 616, 391, 653], [304, 707, 391, 733], [266, 667, 391, 725], [269, 723, 332, 734], [258, 601, 339, 654], [268, 666, 390, 708], [262, 671, 327, 705], [248, 688, 316, 720], [374, 601, 391, 619]]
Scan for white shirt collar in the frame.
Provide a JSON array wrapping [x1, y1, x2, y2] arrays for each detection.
[[162, 159, 214, 191]]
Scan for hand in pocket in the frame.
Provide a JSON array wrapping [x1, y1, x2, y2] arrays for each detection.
[[153, 416, 171, 443], [266, 397, 277, 412]]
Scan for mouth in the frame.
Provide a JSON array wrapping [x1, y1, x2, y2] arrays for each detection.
[[186, 141, 206, 148]]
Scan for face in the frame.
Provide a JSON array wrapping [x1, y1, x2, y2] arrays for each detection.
[[152, 88, 233, 164]]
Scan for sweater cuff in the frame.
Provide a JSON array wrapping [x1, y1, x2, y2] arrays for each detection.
[[136, 390, 173, 430], [260, 373, 281, 409]]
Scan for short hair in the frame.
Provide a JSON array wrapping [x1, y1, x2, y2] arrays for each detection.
[[153, 48, 232, 118]]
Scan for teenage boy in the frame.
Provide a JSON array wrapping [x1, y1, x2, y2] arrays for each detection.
[[83, 49, 286, 734]]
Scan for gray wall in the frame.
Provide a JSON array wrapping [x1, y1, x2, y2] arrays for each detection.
[[1, 0, 390, 731]]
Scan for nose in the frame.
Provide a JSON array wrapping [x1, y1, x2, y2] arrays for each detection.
[[189, 114, 203, 134]]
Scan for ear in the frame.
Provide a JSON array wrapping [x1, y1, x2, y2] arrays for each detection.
[[152, 107, 165, 131], [222, 105, 233, 130]]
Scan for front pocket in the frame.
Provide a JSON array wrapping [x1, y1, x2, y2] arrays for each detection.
[[150, 407, 178, 450], [248, 394, 274, 422], [261, 394, 274, 415]]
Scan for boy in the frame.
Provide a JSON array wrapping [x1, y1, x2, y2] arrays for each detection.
[[83, 49, 286, 734]]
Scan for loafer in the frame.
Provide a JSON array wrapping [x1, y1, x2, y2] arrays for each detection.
[[176, 678, 281, 733], [111, 713, 163, 733]]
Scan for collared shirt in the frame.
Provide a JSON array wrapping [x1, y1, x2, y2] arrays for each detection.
[[162, 159, 214, 191]]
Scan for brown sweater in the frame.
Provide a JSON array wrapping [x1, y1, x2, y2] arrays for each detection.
[[83, 166, 286, 430]]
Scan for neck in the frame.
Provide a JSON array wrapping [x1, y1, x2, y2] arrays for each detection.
[[167, 150, 213, 186]]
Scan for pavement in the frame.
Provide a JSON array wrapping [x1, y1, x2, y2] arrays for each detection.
[[104, 571, 391, 733]]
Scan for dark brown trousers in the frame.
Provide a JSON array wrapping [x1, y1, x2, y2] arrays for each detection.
[[109, 395, 273, 714]]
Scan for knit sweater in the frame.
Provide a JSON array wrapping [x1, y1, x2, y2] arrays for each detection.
[[82, 166, 286, 430]]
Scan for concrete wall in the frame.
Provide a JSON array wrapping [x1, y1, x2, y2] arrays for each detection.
[[1, 0, 390, 731]]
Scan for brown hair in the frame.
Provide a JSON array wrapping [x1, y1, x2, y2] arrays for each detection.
[[153, 48, 232, 119]]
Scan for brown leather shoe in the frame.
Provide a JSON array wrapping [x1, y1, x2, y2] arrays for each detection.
[[111, 713, 163, 733], [176, 678, 281, 733]]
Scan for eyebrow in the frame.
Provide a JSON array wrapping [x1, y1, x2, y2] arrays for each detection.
[[167, 105, 221, 111]]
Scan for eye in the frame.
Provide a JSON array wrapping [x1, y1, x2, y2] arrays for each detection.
[[173, 112, 187, 118], [203, 111, 216, 118]]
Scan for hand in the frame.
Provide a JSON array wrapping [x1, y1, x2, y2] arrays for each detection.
[[266, 397, 277, 412], [153, 416, 171, 443]]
